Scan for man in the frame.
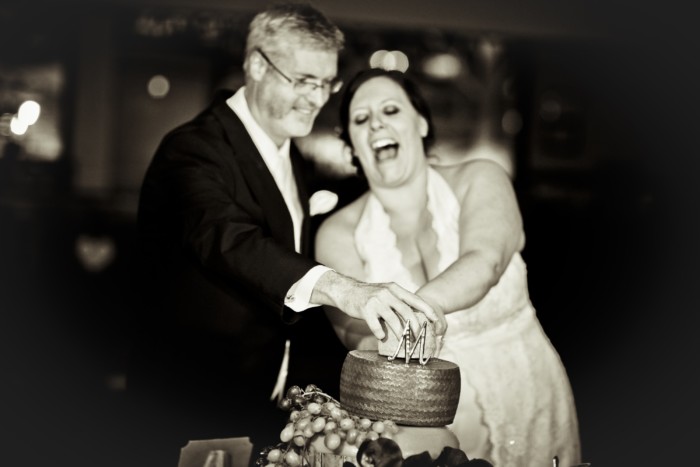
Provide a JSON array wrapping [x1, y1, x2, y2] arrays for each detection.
[[128, 3, 445, 465]]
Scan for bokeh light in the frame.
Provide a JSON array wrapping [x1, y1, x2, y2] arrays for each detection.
[[369, 50, 409, 72], [17, 100, 41, 125], [147, 74, 170, 99]]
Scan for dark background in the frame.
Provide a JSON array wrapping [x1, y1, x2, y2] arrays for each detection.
[[1, 0, 698, 466]]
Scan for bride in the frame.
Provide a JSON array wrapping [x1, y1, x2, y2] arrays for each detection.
[[315, 68, 581, 467]]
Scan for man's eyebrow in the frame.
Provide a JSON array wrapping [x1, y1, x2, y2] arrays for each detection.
[[296, 72, 337, 82]]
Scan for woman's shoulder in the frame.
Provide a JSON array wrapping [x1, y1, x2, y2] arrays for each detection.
[[428, 141, 514, 176], [431, 157, 512, 199]]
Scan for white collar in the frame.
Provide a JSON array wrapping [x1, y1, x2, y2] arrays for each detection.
[[226, 87, 291, 167]]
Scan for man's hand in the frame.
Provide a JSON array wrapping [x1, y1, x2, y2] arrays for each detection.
[[311, 270, 447, 341]]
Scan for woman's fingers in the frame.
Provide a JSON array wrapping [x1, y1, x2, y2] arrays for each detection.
[[387, 283, 447, 335]]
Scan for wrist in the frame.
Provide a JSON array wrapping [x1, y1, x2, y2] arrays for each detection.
[[310, 269, 350, 309]]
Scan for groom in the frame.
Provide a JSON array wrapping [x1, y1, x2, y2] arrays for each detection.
[[129, 3, 443, 465]]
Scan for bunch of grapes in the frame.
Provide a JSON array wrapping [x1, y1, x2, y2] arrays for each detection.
[[255, 384, 399, 467]]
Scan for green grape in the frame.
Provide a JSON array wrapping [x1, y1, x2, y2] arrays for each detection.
[[295, 416, 311, 431], [292, 432, 305, 447], [303, 426, 315, 439], [278, 398, 292, 411], [292, 395, 306, 407], [367, 431, 379, 441], [385, 420, 400, 435], [280, 425, 294, 443], [329, 407, 342, 420], [345, 428, 359, 445], [339, 418, 355, 431], [311, 417, 326, 433], [266, 449, 282, 462], [371, 421, 385, 434], [358, 418, 372, 431], [284, 450, 301, 467], [323, 420, 337, 433], [324, 432, 341, 451], [321, 402, 336, 414], [307, 402, 322, 415], [355, 433, 367, 447], [289, 410, 301, 422]]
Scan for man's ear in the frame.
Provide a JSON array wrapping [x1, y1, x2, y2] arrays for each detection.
[[247, 52, 266, 82]]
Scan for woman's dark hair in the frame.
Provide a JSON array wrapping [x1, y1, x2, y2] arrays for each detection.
[[338, 68, 436, 154]]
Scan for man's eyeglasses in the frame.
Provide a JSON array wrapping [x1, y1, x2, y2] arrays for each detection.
[[255, 48, 343, 96]]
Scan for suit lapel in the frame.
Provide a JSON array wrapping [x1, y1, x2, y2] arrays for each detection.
[[211, 96, 296, 251]]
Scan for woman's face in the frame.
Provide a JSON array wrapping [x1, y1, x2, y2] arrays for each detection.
[[348, 76, 429, 187]]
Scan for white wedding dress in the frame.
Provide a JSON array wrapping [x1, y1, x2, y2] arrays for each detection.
[[354, 167, 581, 467]]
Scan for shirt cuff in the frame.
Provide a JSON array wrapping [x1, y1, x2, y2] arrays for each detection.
[[285, 265, 332, 312]]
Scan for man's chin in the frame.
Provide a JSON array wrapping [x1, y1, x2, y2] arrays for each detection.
[[288, 119, 315, 138]]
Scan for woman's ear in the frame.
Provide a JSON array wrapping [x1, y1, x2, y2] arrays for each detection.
[[419, 116, 429, 138]]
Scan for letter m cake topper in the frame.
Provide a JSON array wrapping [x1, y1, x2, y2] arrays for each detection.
[[379, 318, 437, 365]]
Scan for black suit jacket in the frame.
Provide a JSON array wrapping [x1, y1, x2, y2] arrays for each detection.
[[130, 90, 345, 445]]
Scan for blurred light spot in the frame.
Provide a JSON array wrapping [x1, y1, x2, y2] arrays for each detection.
[[477, 37, 503, 64], [135, 14, 187, 37], [369, 50, 409, 72], [540, 93, 562, 121], [75, 234, 116, 273], [105, 373, 127, 392], [147, 74, 170, 99], [502, 109, 523, 135], [422, 53, 462, 80], [18, 100, 41, 125], [10, 116, 28, 136]]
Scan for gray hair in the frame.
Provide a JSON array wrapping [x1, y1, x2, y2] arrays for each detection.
[[245, 2, 344, 61]]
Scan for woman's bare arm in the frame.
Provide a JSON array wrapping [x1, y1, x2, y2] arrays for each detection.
[[418, 160, 524, 314]]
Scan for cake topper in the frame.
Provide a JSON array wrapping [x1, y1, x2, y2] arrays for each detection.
[[387, 319, 432, 365]]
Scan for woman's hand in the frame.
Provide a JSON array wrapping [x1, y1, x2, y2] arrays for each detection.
[[416, 294, 447, 338]]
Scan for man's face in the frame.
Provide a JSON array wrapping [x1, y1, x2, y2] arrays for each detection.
[[251, 48, 339, 146]]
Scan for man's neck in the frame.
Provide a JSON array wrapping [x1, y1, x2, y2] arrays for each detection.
[[243, 86, 286, 148]]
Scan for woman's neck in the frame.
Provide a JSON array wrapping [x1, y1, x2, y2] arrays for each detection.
[[370, 168, 429, 229]]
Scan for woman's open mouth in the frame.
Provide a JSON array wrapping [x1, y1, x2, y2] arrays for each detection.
[[371, 138, 399, 162]]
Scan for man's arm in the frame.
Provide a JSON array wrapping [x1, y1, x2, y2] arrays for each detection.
[[311, 269, 444, 342], [143, 128, 316, 311]]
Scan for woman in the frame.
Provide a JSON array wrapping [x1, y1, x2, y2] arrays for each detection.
[[315, 68, 581, 467]]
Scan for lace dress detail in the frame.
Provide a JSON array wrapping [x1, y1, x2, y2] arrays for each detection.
[[354, 167, 580, 467]]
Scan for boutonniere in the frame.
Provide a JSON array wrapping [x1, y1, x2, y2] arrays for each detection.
[[309, 190, 339, 216]]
